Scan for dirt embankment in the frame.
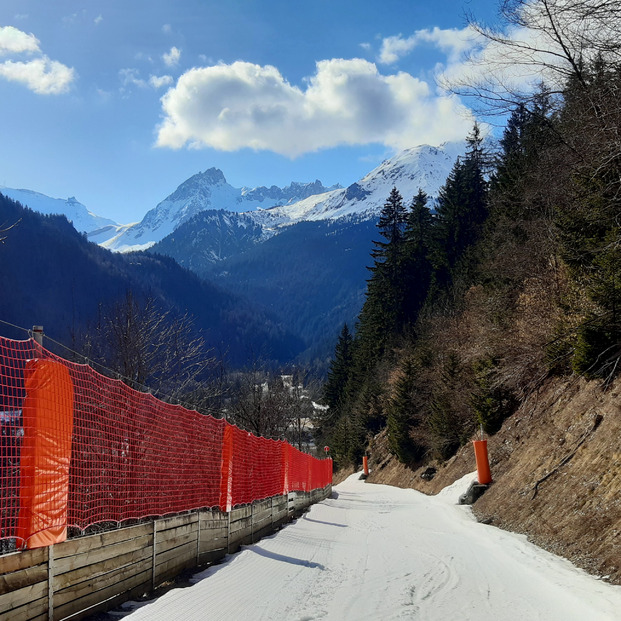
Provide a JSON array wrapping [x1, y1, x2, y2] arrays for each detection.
[[364, 374, 621, 585]]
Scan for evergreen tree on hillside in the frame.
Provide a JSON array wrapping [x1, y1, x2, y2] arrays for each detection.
[[355, 187, 408, 362], [430, 123, 488, 290], [387, 358, 422, 463], [401, 189, 434, 325], [323, 324, 353, 413]]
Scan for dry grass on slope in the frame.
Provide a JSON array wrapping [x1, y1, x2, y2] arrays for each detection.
[[366, 374, 621, 585]]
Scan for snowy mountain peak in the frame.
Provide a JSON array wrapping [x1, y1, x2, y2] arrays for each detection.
[[247, 141, 466, 229], [0, 187, 119, 240], [102, 140, 466, 252], [102, 167, 339, 252]]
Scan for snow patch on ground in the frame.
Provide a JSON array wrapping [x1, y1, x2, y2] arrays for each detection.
[[114, 472, 621, 621]]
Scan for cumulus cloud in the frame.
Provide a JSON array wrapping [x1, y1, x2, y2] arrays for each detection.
[[0, 25, 40, 55], [163, 46, 181, 67], [0, 56, 75, 94], [379, 27, 480, 65], [156, 58, 474, 156], [0, 25, 75, 94]]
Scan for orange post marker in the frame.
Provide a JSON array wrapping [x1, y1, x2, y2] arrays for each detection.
[[17, 359, 74, 549], [362, 455, 369, 476], [472, 439, 492, 485]]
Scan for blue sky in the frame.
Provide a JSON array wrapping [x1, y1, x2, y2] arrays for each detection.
[[0, 0, 503, 224]]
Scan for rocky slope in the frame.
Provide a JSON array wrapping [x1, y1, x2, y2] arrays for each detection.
[[365, 374, 621, 586]]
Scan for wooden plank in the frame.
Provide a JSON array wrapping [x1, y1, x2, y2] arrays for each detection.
[[198, 548, 227, 565], [54, 566, 151, 621], [199, 537, 228, 554], [228, 524, 252, 548], [0, 547, 47, 575], [156, 555, 196, 587], [229, 515, 252, 533], [199, 526, 228, 542], [0, 564, 47, 595], [230, 505, 252, 521], [54, 534, 152, 576], [54, 557, 152, 608], [155, 522, 197, 549], [156, 530, 197, 556], [156, 513, 197, 533], [252, 506, 272, 523], [0, 579, 47, 615], [154, 546, 197, 585], [201, 518, 229, 531], [253, 510, 272, 525], [54, 523, 152, 559], [53, 545, 153, 593], [253, 524, 274, 542], [0, 597, 47, 621], [155, 540, 196, 569], [57, 579, 149, 621]]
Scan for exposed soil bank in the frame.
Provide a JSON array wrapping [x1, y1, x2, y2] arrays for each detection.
[[365, 374, 621, 585]]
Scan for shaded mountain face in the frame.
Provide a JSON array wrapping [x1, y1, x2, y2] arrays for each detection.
[[102, 169, 338, 252], [149, 142, 465, 364], [0, 193, 304, 366]]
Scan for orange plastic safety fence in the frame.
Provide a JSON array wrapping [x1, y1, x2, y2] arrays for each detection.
[[0, 337, 332, 549]]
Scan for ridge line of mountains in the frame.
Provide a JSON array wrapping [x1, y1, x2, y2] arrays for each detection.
[[0, 140, 466, 368]]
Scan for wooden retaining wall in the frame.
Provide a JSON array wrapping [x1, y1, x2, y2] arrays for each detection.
[[0, 486, 331, 621]]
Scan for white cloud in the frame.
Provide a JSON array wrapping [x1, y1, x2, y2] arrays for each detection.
[[0, 25, 40, 55], [94, 15, 103, 25], [149, 74, 173, 89], [156, 59, 474, 156], [162, 24, 172, 34], [163, 46, 181, 67], [379, 27, 480, 65], [0, 26, 75, 94], [0, 56, 75, 94]]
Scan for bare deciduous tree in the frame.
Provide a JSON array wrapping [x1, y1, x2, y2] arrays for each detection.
[[447, 0, 621, 113], [77, 291, 218, 406]]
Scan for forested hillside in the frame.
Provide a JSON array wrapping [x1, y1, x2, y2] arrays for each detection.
[[318, 2, 621, 474], [0, 194, 304, 368]]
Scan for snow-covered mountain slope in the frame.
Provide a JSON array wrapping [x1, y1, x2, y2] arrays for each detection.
[[248, 142, 465, 230], [0, 187, 119, 240], [105, 141, 463, 253], [102, 168, 337, 252]]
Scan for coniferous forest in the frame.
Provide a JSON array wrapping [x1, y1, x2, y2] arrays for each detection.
[[318, 2, 621, 469]]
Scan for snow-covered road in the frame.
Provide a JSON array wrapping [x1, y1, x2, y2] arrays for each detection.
[[118, 473, 621, 620]]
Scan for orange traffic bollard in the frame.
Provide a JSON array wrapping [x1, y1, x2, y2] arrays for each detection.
[[472, 440, 492, 485], [362, 455, 369, 476]]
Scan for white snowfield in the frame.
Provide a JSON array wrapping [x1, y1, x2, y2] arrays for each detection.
[[119, 473, 621, 621]]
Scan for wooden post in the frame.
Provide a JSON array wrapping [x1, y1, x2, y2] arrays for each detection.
[[196, 509, 201, 564], [251, 502, 254, 543], [47, 544, 54, 621], [32, 325, 44, 346], [363, 456, 369, 477], [152, 520, 157, 590]]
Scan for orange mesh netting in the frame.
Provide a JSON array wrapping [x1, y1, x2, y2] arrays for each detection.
[[0, 337, 332, 549]]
